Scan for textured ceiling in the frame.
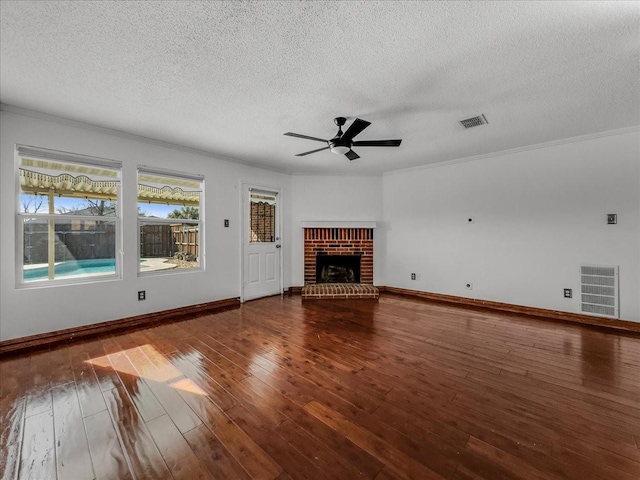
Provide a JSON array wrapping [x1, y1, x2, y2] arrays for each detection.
[[1, 1, 639, 174]]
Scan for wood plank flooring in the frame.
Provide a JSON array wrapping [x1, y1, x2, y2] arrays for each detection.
[[1, 294, 639, 479]]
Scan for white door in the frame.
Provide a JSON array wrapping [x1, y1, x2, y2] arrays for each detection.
[[242, 185, 282, 301]]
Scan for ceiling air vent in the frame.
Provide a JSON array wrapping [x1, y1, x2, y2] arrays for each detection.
[[459, 114, 489, 129]]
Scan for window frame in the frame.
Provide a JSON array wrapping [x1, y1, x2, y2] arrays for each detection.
[[15, 145, 122, 288], [136, 165, 204, 277]]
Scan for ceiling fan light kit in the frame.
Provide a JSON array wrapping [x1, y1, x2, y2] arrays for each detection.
[[284, 117, 402, 161], [330, 145, 350, 155]]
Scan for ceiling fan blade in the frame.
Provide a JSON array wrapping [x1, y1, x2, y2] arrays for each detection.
[[284, 132, 328, 143], [295, 146, 331, 156], [344, 149, 360, 161], [340, 118, 371, 142], [352, 139, 402, 147]]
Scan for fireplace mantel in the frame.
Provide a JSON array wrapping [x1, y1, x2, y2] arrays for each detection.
[[301, 221, 377, 229]]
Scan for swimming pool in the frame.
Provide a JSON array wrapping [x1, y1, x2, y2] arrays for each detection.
[[23, 258, 116, 282]]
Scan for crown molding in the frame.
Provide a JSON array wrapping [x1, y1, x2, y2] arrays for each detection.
[[383, 125, 640, 177], [290, 171, 382, 177], [0, 103, 292, 175], [4, 103, 636, 178]]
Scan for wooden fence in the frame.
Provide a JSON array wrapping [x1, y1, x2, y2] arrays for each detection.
[[22, 222, 198, 264], [171, 224, 199, 258], [23, 221, 116, 264], [140, 224, 199, 259]]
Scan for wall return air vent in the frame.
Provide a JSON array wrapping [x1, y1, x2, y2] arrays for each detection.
[[580, 265, 619, 319], [459, 114, 489, 129]]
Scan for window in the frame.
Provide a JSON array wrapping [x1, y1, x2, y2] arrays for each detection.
[[17, 145, 121, 285], [249, 192, 276, 243], [137, 166, 203, 274]]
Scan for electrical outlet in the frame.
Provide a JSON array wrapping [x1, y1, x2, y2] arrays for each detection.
[[415, 273, 421, 280], [138, 290, 146, 301], [465, 282, 473, 290], [411, 273, 416, 280], [224, 219, 230, 227], [607, 214, 617, 225], [563, 288, 572, 298]]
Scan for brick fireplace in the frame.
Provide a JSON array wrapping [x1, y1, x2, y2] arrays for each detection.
[[304, 227, 374, 284], [301, 222, 378, 300]]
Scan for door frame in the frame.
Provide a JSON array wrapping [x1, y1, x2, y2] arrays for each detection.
[[240, 181, 283, 302]]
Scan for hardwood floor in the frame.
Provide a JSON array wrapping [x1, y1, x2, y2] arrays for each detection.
[[1, 294, 639, 479]]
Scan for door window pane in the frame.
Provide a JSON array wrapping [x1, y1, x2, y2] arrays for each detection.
[[249, 193, 276, 243]]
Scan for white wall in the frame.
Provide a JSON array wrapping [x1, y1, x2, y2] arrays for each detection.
[[0, 110, 291, 340], [382, 129, 640, 322], [290, 175, 383, 286], [2, 110, 638, 341]]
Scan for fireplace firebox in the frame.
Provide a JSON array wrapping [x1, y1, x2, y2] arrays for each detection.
[[316, 255, 361, 284]]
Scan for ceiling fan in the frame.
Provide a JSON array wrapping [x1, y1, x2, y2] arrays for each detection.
[[284, 117, 402, 160]]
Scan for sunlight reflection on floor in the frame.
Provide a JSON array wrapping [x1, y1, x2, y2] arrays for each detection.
[[85, 344, 208, 395]]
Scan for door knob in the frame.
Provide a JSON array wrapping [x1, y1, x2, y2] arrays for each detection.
[[276, 244, 281, 249]]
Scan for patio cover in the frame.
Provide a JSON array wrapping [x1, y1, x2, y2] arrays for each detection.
[[20, 168, 200, 205]]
